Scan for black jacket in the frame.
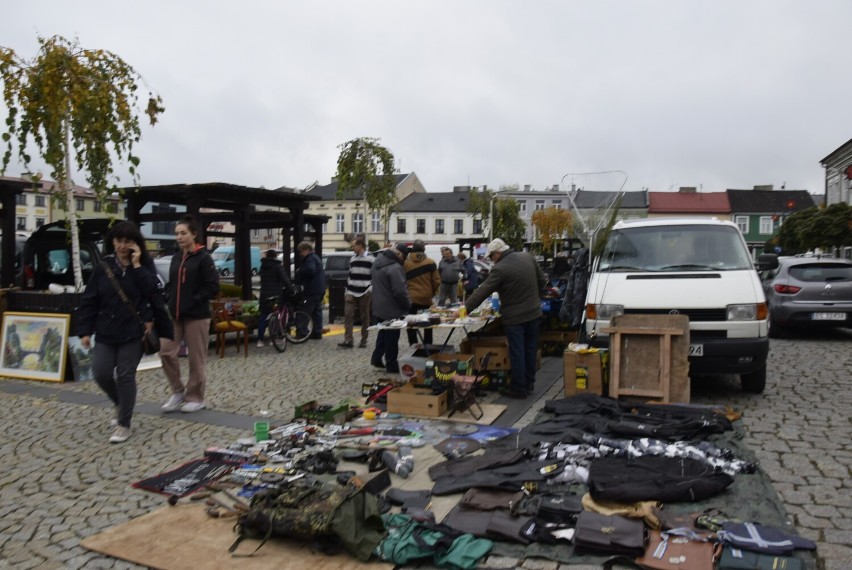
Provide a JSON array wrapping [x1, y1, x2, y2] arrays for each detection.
[[77, 255, 159, 344], [166, 246, 220, 320], [259, 256, 291, 310], [295, 252, 326, 298]]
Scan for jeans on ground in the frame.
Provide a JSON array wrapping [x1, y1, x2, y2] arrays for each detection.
[[92, 339, 144, 428], [504, 319, 540, 392]]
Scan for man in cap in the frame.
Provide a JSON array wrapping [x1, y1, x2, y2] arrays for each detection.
[[369, 243, 412, 373], [454, 238, 546, 398]]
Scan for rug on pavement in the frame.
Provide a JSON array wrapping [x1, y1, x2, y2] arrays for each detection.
[[81, 503, 393, 570], [132, 458, 236, 498]]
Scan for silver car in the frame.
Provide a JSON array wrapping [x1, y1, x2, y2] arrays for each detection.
[[761, 256, 852, 337]]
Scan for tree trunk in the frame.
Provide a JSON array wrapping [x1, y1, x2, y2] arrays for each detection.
[[63, 119, 84, 290]]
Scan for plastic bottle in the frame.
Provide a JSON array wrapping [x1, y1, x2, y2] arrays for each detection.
[[458, 306, 467, 319], [491, 293, 500, 313]]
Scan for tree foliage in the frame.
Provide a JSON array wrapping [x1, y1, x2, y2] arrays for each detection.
[[531, 206, 573, 253], [0, 35, 164, 287], [466, 185, 526, 248], [776, 203, 852, 254], [335, 137, 398, 244]]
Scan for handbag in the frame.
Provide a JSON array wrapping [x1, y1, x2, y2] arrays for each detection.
[[634, 529, 716, 570], [573, 511, 647, 557], [101, 261, 161, 355]]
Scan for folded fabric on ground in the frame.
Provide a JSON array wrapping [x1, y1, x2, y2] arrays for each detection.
[[132, 458, 235, 497]]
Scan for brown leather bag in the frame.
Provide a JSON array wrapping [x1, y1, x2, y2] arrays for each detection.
[[634, 529, 716, 570]]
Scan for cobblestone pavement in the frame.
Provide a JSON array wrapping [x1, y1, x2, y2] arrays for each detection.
[[0, 323, 849, 569]]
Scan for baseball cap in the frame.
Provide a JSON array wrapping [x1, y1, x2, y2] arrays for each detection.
[[486, 238, 510, 257]]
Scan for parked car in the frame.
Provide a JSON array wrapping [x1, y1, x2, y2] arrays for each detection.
[[323, 251, 354, 282], [18, 219, 109, 290], [211, 245, 261, 277], [761, 255, 852, 337], [0, 231, 30, 275], [153, 255, 173, 285]]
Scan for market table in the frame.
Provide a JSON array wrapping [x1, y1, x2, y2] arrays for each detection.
[[369, 316, 493, 355]]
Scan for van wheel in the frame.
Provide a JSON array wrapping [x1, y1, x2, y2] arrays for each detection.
[[251, 268, 258, 277], [741, 367, 766, 394], [220, 268, 230, 277]]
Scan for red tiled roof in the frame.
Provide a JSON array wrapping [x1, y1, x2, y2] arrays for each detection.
[[648, 192, 730, 214]]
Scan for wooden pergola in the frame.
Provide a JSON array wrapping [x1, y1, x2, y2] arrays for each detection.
[[122, 183, 329, 300], [0, 180, 329, 300]]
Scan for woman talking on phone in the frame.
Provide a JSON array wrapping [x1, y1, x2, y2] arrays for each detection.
[[78, 221, 160, 444]]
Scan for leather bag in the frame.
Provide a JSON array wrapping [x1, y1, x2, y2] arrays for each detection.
[[634, 529, 716, 570], [717, 546, 805, 570], [573, 511, 646, 557], [142, 328, 160, 355]]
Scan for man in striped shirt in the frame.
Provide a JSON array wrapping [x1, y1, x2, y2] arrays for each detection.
[[339, 236, 374, 348]]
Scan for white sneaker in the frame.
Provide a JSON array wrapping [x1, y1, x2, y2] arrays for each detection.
[[109, 426, 131, 443], [257, 340, 265, 348], [180, 401, 206, 413], [161, 393, 184, 412]]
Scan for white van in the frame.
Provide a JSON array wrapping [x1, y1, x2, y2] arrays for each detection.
[[584, 218, 778, 393]]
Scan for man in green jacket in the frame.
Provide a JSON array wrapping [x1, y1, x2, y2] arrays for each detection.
[[456, 238, 546, 399]]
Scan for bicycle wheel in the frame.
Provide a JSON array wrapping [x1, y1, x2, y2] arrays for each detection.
[[268, 315, 287, 353], [284, 310, 314, 344]]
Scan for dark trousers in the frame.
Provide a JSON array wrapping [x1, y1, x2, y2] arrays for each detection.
[[407, 302, 433, 345], [92, 339, 144, 428], [303, 295, 324, 338], [504, 319, 540, 392], [372, 317, 401, 372]]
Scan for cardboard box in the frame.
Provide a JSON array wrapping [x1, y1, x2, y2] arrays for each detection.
[[466, 336, 510, 371], [386, 383, 448, 417], [398, 345, 457, 382], [423, 353, 474, 387], [563, 351, 605, 396]]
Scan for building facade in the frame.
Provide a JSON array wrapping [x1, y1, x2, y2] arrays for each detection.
[[820, 138, 852, 206]]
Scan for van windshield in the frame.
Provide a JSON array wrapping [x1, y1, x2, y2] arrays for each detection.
[[598, 225, 753, 272], [211, 251, 230, 262]]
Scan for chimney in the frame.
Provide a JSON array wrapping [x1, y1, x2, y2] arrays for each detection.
[[523, 184, 531, 192], [678, 186, 697, 193], [453, 185, 471, 193], [753, 185, 774, 191], [552, 184, 559, 191]]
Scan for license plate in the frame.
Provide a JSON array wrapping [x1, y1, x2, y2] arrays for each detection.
[[688, 344, 703, 357], [812, 312, 846, 321]]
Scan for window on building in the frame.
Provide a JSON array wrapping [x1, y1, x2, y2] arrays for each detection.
[[473, 219, 483, 234], [322, 221, 328, 233], [735, 216, 749, 234], [518, 200, 526, 213], [397, 218, 407, 234], [93, 201, 102, 213], [75, 198, 85, 211], [152, 204, 177, 235], [435, 219, 445, 234], [15, 194, 26, 206], [16, 217, 26, 230], [535, 199, 545, 211], [34, 195, 45, 207], [552, 199, 562, 208], [759, 216, 774, 235], [453, 219, 464, 234], [335, 213, 345, 233], [371, 211, 382, 233], [105, 203, 117, 214], [253, 229, 260, 238], [416, 219, 426, 234], [352, 212, 364, 234], [36, 218, 45, 228]]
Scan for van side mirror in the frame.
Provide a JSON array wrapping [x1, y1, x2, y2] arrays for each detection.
[[754, 253, 779, 272]]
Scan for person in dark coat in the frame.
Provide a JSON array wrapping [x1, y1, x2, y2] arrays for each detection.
[[78, 221, 160, 443], [457, 238, 546, 399], [159, 215, 220, 413], [257, 249, 292, 347], [294, 241, 326, 340], [458, 252, 479, 299], [370, 243, 411, 374]]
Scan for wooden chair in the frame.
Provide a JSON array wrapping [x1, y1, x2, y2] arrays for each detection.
[[447, 353, 491, 420], [211, 300, 248, 358]]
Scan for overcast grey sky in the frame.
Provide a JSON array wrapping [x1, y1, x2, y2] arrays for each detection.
[[2, 1, 849, 196]]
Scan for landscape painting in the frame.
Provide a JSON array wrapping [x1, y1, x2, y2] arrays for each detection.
[[0, 312, 70, 382]]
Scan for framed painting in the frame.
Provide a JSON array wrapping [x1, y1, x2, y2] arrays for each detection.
[[67, 335, 95, 382], [0, 312, 71, 382]]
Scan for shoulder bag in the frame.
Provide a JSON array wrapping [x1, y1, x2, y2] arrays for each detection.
[[101, 261, 160, 355], [573, 511, 647, 557]]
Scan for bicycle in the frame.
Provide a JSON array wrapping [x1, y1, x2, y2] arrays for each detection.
[[264, 291, 314, 352]]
